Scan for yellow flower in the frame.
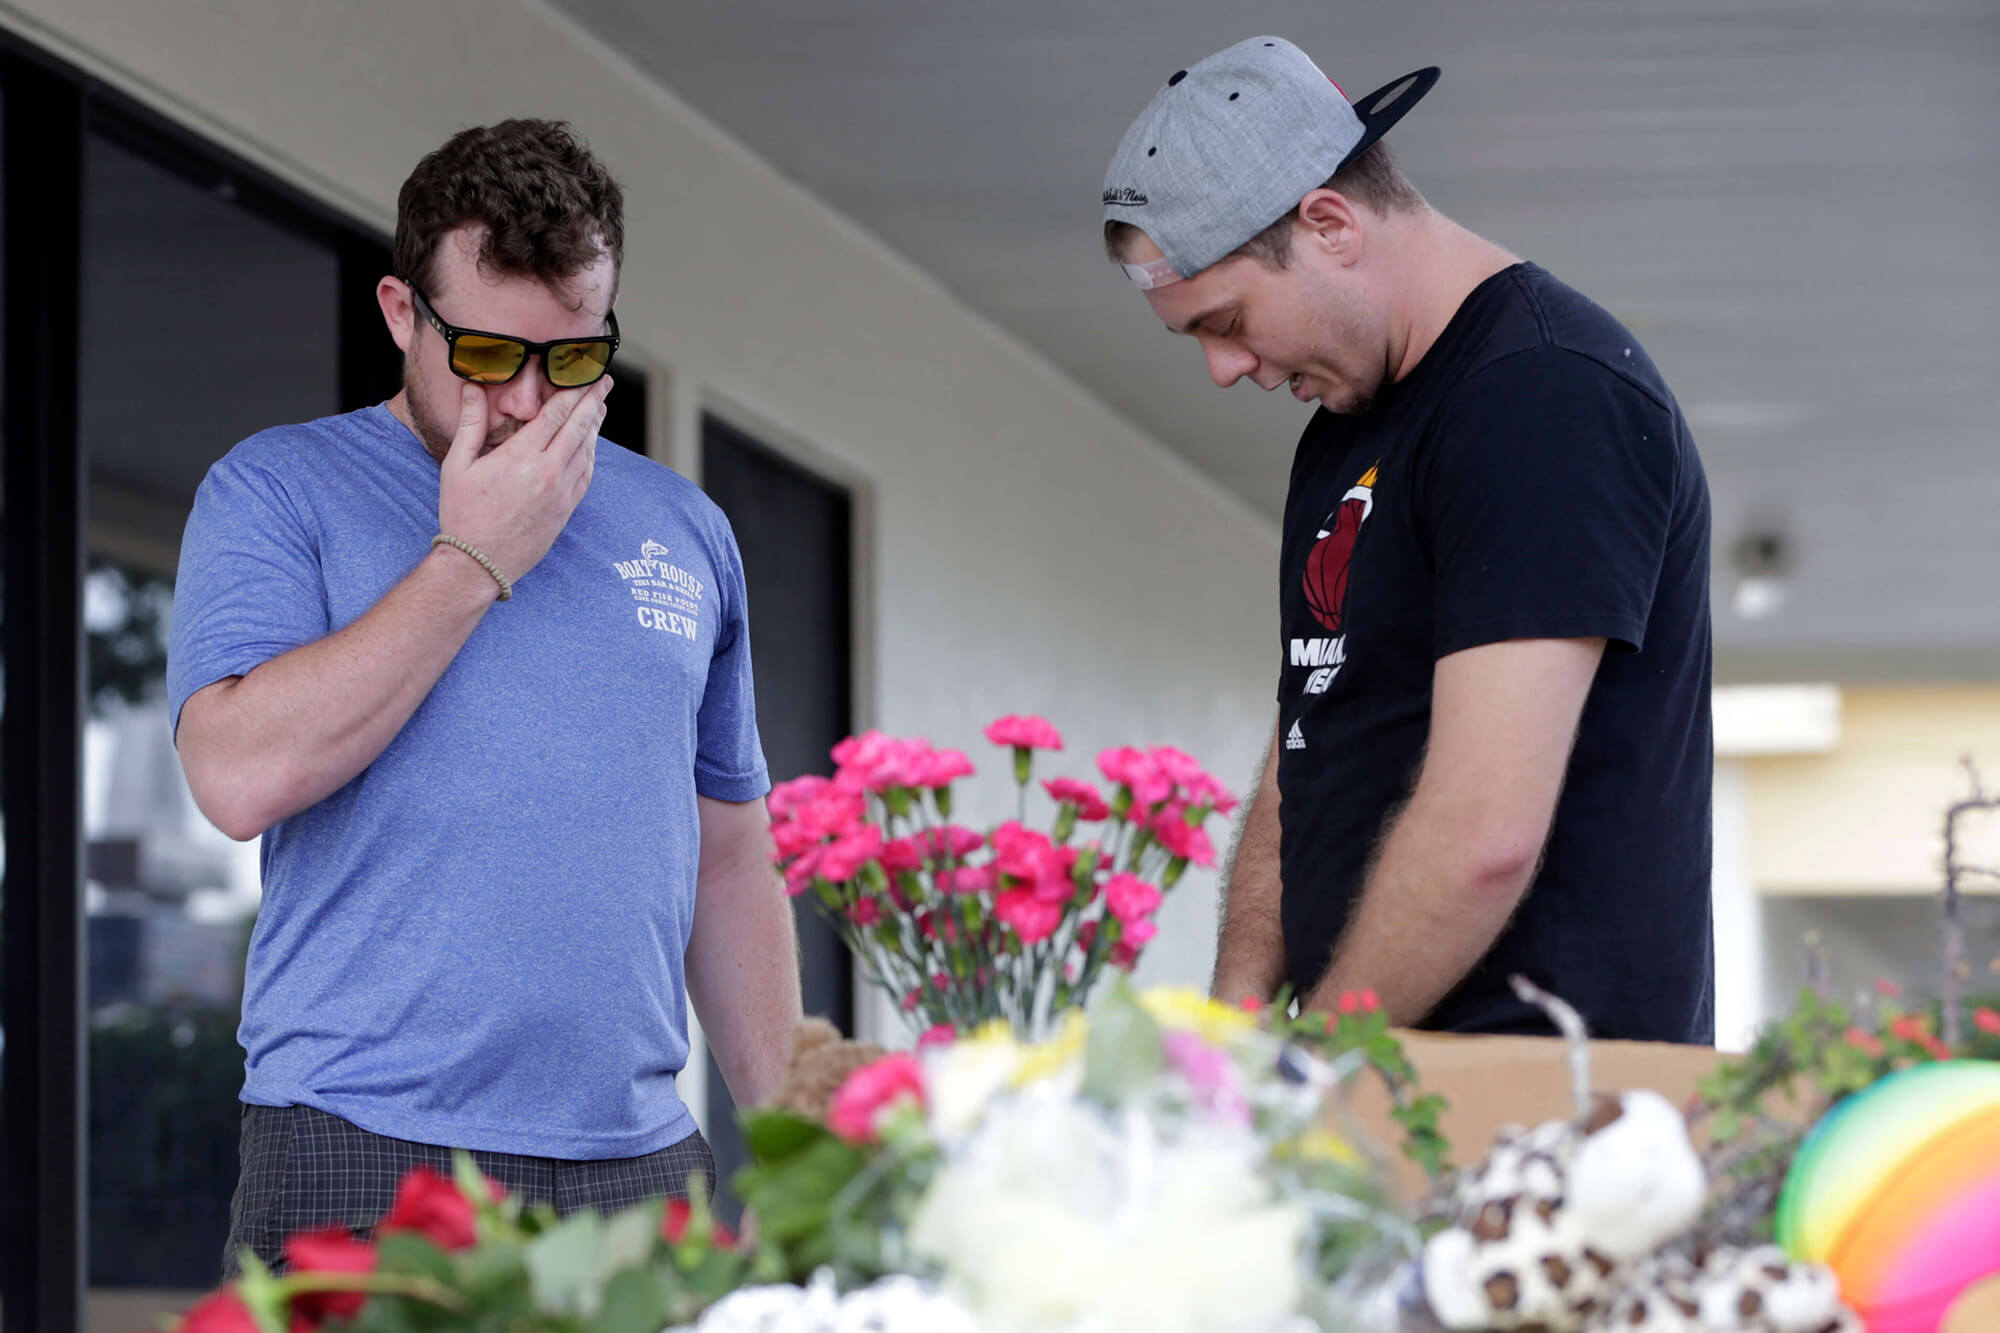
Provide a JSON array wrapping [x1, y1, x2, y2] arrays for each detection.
[[1009, 1010, 1090, 1088], [1139, 987, 1258, 1046], [1276, 1126, 1360, 1167]]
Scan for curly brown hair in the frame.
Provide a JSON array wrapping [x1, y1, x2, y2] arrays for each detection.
[[393, 118, 625, 299]]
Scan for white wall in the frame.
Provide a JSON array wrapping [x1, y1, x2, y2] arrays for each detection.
[[5, 3, 1279, 1051]]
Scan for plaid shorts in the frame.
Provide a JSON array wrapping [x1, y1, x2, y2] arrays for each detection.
[[221, 1104, 717, 1281]]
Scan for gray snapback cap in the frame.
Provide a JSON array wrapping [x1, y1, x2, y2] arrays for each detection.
[[1102, 37, 1440, 281]]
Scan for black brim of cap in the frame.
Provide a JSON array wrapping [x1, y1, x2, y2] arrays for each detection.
[[1339, 66, 1442, 167]]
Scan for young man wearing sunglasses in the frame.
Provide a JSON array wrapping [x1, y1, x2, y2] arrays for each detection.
[[168, 119, 801, 1273], [1101, 38, 1714, 1042]]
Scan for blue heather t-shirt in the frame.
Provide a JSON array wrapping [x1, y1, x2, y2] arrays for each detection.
[[168, 404, 770, 1159]]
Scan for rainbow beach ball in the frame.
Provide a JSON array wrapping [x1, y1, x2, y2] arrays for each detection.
[[1776, 1060, 2000, 1332]]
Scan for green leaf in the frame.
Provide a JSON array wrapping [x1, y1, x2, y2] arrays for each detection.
[[597, 1265, 669, 1333], [602, 1203, 660, 1273], [1081, 983, 1164, 1105], [734, 1134, 870, 1245], [524, 1209, 607, 1317], [741, 1109, 833, 1164], [374, 1230, 454, 1285], [452, 1235, 529, 1303]]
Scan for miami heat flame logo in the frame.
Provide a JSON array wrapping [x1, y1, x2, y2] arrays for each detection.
[[1303, 463, 1377, 634]]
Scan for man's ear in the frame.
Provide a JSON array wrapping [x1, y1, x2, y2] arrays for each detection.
[[376, 276, 416, 355], [1295, 188, 1365, 266]]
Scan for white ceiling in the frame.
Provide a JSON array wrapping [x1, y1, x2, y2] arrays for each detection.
[[554, 0, 2000, 681]]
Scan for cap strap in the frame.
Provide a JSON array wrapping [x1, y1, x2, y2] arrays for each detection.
[[1120, 256, 1184, 290]]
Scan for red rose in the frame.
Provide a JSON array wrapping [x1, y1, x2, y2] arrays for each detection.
[[283, 1228, 376, 1321], [178, 1289, 259, 1333], [378, 1165, 492, 1252], [663, 1196, 693, 1243]]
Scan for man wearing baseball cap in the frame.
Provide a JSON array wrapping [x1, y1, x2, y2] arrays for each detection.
[[1104, 37, 1713, 1041]]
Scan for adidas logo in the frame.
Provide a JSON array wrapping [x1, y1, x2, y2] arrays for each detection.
[[1285, 719, 1306, 751]]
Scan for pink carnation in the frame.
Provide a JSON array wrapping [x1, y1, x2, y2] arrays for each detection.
[[1122, 917, 1158, 947], [1149, 745, 1207, 788], [818, 825, 884, 882], [917, 1024, 957, 1050], [832, 730, 926, 792], [782, 846, 822, 897], [796, 786, 868, 840], [1111, 940, 1142, 971], [1976, 1007, 2000, 1037], [772, 820, 823, 860], [1043, 777, 1111, 822], [848, 896, 882, 928], [827, 1054, 925, 1144], [1074, 920, 1098, 952], [985, 714, 1065, 751], [1104, 873, 1163, 924], [921, 825, 987, 860], [1097, 746, 1174, 808], [992, 821, 1056, 880], [994, 888, 1063, 944], [768, 774, 832, 821], [912, 746, 975, 788], [1184, 772, 1240, 816], [1152, 803, 1217, 868], [938, 864, 996, 895], [880, 836, 926, 873]]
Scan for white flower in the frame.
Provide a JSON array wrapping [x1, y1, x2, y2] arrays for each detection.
[[669, 1270, 982, 1333], [908, 1085, 1309, 1333], [924, 1032, 1029, 1141]]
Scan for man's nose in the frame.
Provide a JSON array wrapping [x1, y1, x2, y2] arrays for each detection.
[[1201, 338, 1257, 390], [491, 358, 553, 427]]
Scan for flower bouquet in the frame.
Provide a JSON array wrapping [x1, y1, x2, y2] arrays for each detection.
[[767, 716, 1238, 1036], [171, 985, 1436, 1333], [701, 984, 1423, 1333]]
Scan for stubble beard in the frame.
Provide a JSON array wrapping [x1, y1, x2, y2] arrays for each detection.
[[403, 362, 520, 462]]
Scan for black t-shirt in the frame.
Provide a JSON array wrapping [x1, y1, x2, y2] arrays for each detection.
[[1276, 262, 1714, 1043]]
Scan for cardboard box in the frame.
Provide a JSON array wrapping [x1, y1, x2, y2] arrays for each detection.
[[1344, 1031, 1729, 1201]]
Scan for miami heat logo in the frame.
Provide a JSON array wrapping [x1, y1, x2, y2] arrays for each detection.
[[1303, 464, 1377, 634]]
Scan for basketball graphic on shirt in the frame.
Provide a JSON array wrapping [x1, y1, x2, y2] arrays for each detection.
[[1303, 464, 1377, 634]]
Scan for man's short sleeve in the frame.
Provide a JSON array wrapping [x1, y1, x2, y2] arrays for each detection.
[[1419, 349, 1678, 659], [167, 451, 332, 736], [693, 520, 771, 802]]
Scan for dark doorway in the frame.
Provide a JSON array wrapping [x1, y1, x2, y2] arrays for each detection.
[[698, 413, 855, 1218]]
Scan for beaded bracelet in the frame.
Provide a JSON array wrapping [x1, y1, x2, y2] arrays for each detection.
[[431, 533, 513, 602]]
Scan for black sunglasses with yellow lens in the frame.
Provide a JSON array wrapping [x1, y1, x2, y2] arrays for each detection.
[[409, 285, 620, 388]]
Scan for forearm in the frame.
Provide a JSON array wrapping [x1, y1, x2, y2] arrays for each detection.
[[1212, 734, 1286, 1005], [179, 545, 501, 839], [688, 816, 804, 1110], [1304, 790, 1533, 1023]]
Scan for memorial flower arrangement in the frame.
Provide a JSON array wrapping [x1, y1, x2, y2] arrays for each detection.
[[168, 763, 2000, 1331], [766, 715, 1238, 1035], [170, 986, 1438, 1333], [682, 984, 1424, 1333]]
